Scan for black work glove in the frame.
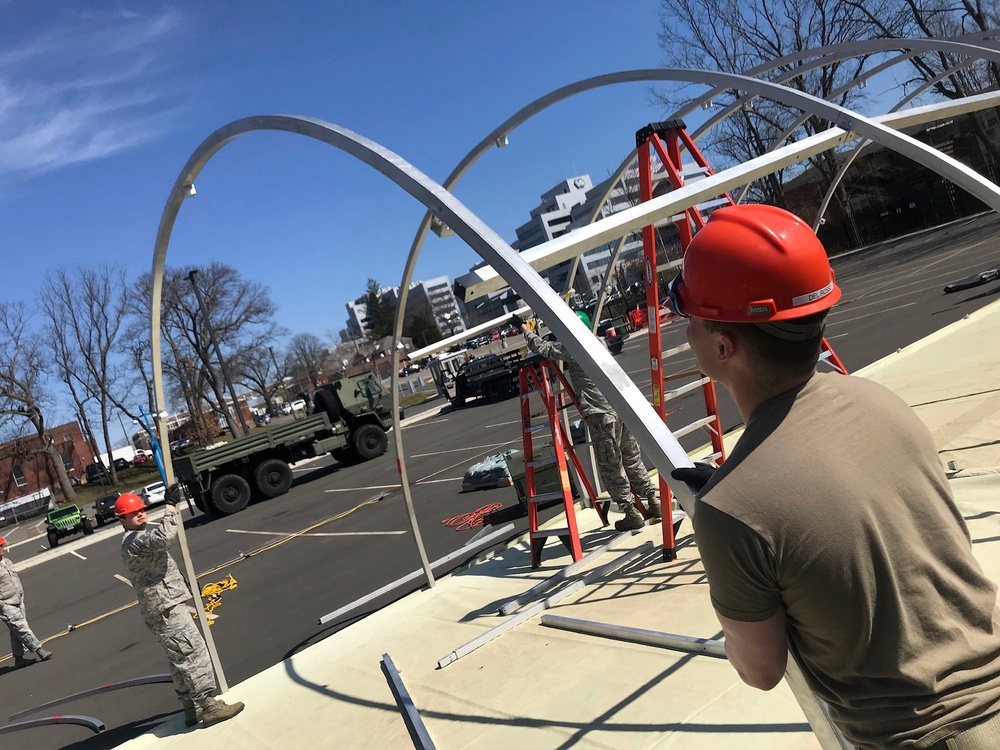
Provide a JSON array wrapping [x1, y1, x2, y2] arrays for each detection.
[[510, 313, 524, 328], [164, 483, 184, 507], [670, 462, 717, 495]]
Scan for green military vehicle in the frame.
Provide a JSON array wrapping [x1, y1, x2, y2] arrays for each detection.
[[173, 372, 393, 516], [45, 504, 95, 548]]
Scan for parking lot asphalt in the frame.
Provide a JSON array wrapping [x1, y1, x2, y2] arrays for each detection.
[[2, 213, 1000, 749]]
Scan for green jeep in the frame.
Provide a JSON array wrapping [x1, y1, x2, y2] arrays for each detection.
[[45, 504, 95, 548]]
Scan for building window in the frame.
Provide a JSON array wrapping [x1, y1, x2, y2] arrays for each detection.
[[64, 433, 73, 442], [12, 465, 27, 488], [61, 450, 74, 471]]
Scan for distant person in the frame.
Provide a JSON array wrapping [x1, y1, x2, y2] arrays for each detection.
[[516, 311, 659, 531], [116, 490, 244, 728], [0, 535, 52, 668], [668, 204, 1000, 749]]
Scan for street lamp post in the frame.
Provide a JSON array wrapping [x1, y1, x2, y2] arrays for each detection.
[[187, 270, 249, 437]]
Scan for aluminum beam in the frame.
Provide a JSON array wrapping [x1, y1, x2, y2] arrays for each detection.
[[381, 653, 437, 750], [8, 674, 172, 721], [456, 89, 1000, 300]]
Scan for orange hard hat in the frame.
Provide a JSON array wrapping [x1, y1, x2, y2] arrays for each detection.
[[670, 204, 841, 323], [114, 493, 146, 516], [0, 535, 5, 545]]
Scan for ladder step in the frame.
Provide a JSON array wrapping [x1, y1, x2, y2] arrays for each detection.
[[527, 456, 557, 469], [527, 491, 566, 503], [671, 416, 716, 439], [530, 527, 572, 539], [663, 376, 710, 402], [701, 451, 723, 463]]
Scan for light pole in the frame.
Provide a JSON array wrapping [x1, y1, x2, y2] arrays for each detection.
[[117, 411, 131, 453], [187, 270, 249, 437]]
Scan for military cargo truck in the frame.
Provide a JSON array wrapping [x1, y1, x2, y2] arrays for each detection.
[[174, 372, 392, 515], [445, 350, 534, 408]]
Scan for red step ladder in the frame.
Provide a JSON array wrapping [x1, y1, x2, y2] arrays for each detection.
[[519, 359, 613, 568], [635, 120, 848, 561]]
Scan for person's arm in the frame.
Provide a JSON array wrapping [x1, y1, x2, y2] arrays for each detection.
[[692, 502, 789, 691], [522, 326, 568, 361], [125, 507, 180, 555], [717, 610, 788, 690]]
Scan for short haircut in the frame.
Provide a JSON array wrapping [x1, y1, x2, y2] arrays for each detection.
[[703, 311, 827, 381]]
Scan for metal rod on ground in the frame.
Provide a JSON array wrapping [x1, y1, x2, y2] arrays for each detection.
[[539, 615, 726, 657], [437, 541, 652, 669], [318, 524, 516, 625], [498, 529, 634, 615], [8, 674, 172, 721], [381, 653, 437, 750], [0, 715, 105, 736], [538, 615, 850, 750]]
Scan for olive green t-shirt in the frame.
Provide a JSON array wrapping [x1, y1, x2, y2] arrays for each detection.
[[693, 373, 1000, 750]]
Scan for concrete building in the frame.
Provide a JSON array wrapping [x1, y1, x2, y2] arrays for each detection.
[[344, 278, 466, 343]]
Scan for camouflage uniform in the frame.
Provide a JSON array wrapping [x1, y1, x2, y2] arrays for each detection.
[[0, 556, 43, 659], [524, 328, 657, 509], [121, 510, 215, 707]]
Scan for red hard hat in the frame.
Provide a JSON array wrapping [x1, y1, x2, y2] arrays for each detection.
[[675, 204, 841, 322], [0, 535, 5, 545], [115, 493, 146, 516]]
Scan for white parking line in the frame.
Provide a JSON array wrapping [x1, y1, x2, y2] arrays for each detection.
[[114, 574, 133, 587], [483, 420, 520, 429], [403, 418, 449, 428], [70, 550, 87, 560], [225, 529, 407, 538], [411, 443, 507, 458], [322, 476, 462, 493]]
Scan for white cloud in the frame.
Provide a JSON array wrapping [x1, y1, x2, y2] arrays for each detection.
[[0, 8, 183, 179]]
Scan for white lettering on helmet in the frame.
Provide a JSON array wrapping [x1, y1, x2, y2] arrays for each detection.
[[791, 280, 833, 307]]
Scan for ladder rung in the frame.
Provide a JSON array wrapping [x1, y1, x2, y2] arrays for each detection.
[[525, 423, 551, 434], [527, 491, 566, 503], [530, 527, 572, 539], [663, 377, 710, 402], [701, 451, 723, 463], [671, 416, 716, 439], [661, 342, 692, 358], [527, 456, 557, 469]]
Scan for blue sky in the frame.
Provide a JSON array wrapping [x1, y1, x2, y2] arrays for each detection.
[[1, 1, 689, 347]]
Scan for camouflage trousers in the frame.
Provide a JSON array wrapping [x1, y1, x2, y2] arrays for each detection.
[[0, 600, 42, 658], [146, 604, 216, 704], [586, 411, 657, 509]]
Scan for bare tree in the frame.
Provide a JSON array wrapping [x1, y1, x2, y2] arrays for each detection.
[[135, 263, 279, 439], [234, 344, 284, 416], [0, 302, 78, 502], [655, 0, 885, 218], [286, 333, 327, 390], [40, 266, 132, 484]]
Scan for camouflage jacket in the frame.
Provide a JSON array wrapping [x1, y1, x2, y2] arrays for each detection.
[[523, 327, 613, 417], [121, 510, 192, 620], [0, 557, 23, 605]]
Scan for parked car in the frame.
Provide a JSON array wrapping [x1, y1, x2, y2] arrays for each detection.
[[45, 505, 94, 547], [133, 451, 152, 464], [113, 457, 131, 471], [93, 492, 123, 527], [140, 481, 167, 507], [85, 463, 108, 484], [253, 413, 272, 426], [280, 403, 293, 415]]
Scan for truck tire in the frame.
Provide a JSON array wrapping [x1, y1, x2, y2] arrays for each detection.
[[192, 492, 207, 514], [82, 517, 94, 535], [209, 474, 251, 515], [95, 515, 106, 528], [47, 529, 59, 548], [351, 423, 388, 461], [254, 459, 293, 498]]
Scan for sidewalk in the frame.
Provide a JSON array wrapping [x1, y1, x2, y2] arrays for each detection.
[[122, 300, 1000, 750]]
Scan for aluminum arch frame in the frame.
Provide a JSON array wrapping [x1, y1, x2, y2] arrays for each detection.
[[150, 117, 698, 605], [457, 70, 1000, 299]]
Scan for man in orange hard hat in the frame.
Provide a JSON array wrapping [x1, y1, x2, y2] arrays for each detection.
[[666, 204, 1000, 749], [0, 535, 51, 667], [117, 489, 244, 728]]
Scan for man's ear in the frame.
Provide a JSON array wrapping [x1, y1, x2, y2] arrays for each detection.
[[716, 330, 737, 363]]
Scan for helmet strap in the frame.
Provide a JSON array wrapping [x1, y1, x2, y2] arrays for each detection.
[[754, 319, 826, 341]]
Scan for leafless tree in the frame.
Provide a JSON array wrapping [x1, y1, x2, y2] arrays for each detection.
[[286, 333, 328, 390], [135, 263, 278, 438], [40, 266, 132, 484], [655, 0, 887, 219], [234, 344, 284, 416], [0, 302, 79, 502]]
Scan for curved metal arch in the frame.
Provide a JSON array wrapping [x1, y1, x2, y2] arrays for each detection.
[[673, 31, 1000, 126], [151, 117, 698, 604], [810, 60, 970, 230]]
